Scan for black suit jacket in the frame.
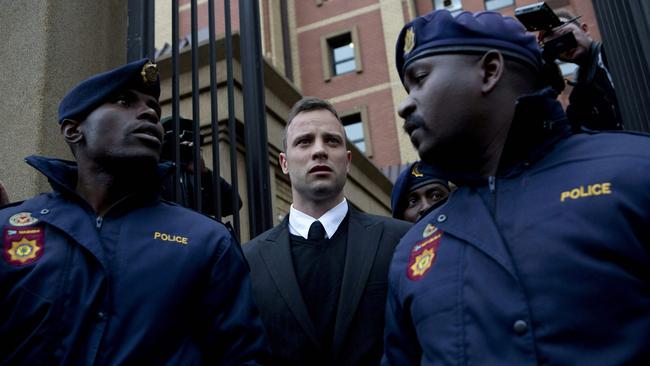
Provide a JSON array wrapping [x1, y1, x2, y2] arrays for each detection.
[[243, 208, 410, 365]]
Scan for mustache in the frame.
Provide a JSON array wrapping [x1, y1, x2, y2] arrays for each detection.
[[403, 115, 426, 134]]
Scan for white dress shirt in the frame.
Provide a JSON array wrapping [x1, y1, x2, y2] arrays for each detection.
[[288, 198, 349, 239]]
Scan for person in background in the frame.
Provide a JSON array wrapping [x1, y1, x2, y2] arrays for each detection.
[[159, 116, 242, 218], [539, 9, 623, 130], [244, 96, 410, 365], [383, 9, 650, 365], [0, 59, 269, 365], [391, 161, 453, 223]]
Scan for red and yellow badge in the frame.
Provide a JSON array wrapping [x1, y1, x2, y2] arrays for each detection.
[[3, 225, 45, 266], [407, 229, 443, 281]]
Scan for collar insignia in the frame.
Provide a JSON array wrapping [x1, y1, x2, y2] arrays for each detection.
[[8, 212, 38, 227], [141, 61, 159, 85], [422, 223, 437, 238], [403, 27, 415, 55]]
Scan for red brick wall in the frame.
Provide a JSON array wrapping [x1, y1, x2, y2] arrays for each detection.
[[295, 0, 379, 28], [334, 89, 403, 166], [297, 6, 404, 166]]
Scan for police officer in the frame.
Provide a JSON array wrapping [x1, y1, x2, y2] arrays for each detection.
[[0, 59, 268, 364], [383, 10, 650, 365], [390, 161, 452, 223]]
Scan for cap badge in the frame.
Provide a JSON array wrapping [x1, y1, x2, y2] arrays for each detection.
[[411, 163, 423, 178], [403, 27, 415, 55], [141, 61, 159, 85], [8, 212, 38, 227]]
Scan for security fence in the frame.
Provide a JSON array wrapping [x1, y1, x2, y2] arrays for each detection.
[[127, 0, 274, 240]]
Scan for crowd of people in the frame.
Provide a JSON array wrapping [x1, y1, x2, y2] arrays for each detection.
[[1, 7, 648, 366]]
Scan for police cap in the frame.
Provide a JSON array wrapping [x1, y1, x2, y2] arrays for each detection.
[[391, 161, 450, 219], [58, 58, 160, 123], [395, 10, 543, 83]]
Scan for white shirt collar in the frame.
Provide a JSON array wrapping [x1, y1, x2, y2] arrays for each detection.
[[288, 198, 349, 239]]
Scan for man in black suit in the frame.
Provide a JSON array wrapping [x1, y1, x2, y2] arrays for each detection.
[[244, 97, 410, 365]]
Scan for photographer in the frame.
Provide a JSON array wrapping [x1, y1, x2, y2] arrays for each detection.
[[160, 116, 242, 217], [539, 9, 623, 131]]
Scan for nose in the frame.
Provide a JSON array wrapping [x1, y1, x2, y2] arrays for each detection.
[[398, 95, 415, 120], [311, 137, 328, 160], [136, 98, 160, 125], [418, 198, 433, 217]]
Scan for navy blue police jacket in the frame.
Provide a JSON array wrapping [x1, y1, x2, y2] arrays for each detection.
[[0, 156, 269, 365], [382, 88, 650, 365]]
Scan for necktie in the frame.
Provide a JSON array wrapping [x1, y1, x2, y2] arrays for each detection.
[[308, 220, 326, 240]]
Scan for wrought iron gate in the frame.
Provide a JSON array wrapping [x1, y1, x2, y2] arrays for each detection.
[[127, 0, 274, 240]]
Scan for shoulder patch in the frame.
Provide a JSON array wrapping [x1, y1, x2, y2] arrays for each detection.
[[407, 230, 443, 280], [3, 225, 45, 266]]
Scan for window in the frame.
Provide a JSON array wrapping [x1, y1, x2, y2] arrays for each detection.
[[484, 0, 515, 11], [433, 0, 463, 16], [329, 33, 356, 76], [321, 27, 362, 81], [340, 106, 371, 156]]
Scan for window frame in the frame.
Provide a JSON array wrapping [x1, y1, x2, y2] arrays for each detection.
[[320, 26, 363, 82]]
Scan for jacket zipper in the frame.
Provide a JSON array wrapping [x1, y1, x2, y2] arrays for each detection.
[[96, 216, 104, 230], [488, 176, 497, 215]]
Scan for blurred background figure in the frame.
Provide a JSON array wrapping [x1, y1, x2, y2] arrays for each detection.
[[537, 9, 622, 131], [391, 162, 453, 223], [160, 116, 242, 217]]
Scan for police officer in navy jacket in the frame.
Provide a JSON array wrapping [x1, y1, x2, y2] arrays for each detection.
[[0, 59, 269, 365], [390, 161, 452, 223], [383, 10, 650, 365]]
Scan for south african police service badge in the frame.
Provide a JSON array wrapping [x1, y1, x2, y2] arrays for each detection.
[[141, 61, 159, 85], [3, 225, 45, 266], [407, 228, 443, 281]]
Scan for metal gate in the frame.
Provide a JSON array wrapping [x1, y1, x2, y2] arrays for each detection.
[[127, 0, 274, 240]]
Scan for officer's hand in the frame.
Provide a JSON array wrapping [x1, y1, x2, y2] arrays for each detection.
[[0, 180, 10, 206]]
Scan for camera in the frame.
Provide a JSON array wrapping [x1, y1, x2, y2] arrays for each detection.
[[161, 117, 202, 165], [515, 2, 577, 60]]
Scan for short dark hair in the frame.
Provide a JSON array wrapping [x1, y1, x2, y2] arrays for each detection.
[[283, 96, 343, 150]]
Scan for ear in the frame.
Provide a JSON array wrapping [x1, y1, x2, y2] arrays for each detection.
[[279, 152, 289, 175], [478, 50, 504, 95], [60, 119, 83, 144]]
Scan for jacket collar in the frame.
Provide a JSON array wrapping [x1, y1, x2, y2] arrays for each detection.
[[439, 87, 572, 187], [25, 155, 174, 200]]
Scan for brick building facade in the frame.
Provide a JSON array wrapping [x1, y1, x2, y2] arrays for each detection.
[[155, 0, 602, 174]]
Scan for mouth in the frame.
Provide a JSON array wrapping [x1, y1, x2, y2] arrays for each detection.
[[132, 125, 163, 146], [309, 165, 333, 174]]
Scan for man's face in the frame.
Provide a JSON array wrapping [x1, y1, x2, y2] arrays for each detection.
[[399, 54, 483, 166], [541, 21, 592, 62], [279, 109, 351, 204], [403, 182, 451, 223], [78, 89, 164, 167]]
